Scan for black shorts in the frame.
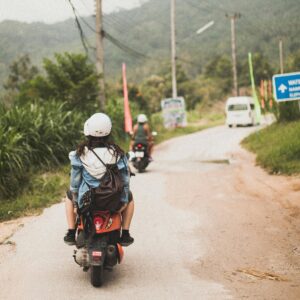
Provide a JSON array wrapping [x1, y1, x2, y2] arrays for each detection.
[[66, 190, 133, 202]]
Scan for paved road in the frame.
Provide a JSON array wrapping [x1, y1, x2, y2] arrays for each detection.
[[2, 125, 297, 300]]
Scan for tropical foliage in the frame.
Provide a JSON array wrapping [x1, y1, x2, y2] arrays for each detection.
[[0, 52, 136, 200], [0, 101, 83, 198], [17, 53, 99, 112]]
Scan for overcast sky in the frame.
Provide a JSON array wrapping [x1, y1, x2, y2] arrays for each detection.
[[0, 0, 146, 24]]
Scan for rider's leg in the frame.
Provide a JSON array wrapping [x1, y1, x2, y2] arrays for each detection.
[[121, 200, 134, 230], [148, 141, 154, 157], [120, 193, 134, 246], [65, 196, 76, 229], [129, 139, 134, 151], [63, 194, 76, 245]]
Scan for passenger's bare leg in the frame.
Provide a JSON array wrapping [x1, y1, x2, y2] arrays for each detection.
[[64, 196, 77, 245], [148, 142, 154, 157], [122, 200, 134, 230], [65, 196, 76, 230], [129, 140, 134, 151]]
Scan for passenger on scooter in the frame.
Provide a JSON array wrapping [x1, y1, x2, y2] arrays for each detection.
[[130, 114, 154, 160], [64, 113, 134, 247]]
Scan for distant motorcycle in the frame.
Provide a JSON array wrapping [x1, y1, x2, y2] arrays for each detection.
[[73, 210, 124, 287], [131, 142, 151, 173], [130, 131, 157, 173]]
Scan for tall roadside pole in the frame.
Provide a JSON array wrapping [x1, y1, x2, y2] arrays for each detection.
[[279, 39, 284, 74], [226, 13, 240, 97], [171, 0, 177, 98], [95, 0, 106, 110]]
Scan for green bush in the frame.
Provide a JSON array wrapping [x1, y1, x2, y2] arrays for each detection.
[[242, 121, 300, 174], [0, 101, 84, 198]]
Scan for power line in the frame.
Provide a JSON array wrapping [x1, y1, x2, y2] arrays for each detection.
[[103, 16, 130, 35], [103, 31, 150, 59], [67, 0, 95, 55], [78, 15, 97, 34], [68, 1, 152, 60], [77, 17, 150, 59]]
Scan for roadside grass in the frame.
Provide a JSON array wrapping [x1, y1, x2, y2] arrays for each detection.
[[154, 120, 224, 145], [242, 120, 300, 174], [151, 110, 225, 144], [0, 110, 225, 222], [0, 166, 69, 222]]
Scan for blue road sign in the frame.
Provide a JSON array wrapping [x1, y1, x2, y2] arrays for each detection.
[[273, 72, 300, 102]]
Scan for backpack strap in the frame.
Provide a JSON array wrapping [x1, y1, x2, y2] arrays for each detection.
[[90, 148, 123, 169], [90, 148, 108, 169]]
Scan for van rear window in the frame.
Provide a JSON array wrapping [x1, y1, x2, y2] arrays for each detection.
[[228, 104, 248, 111]]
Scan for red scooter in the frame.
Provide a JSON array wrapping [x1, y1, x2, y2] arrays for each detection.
[[73, 211, 124, 287]]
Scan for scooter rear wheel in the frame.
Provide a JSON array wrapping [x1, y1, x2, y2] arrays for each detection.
[[91, 265, 104, 287]]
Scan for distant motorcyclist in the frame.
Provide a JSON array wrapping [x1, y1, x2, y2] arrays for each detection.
[[130, 114, 154, 160]]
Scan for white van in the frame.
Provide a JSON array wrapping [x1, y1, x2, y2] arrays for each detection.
[[225, 96, 256, 127]]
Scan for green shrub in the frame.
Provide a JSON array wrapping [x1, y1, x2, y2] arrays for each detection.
[[0, 101, 84, 198], [242, 121, 300, 174]]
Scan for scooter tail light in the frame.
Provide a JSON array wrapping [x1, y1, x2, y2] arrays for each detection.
[[92, 251, 102, 262]]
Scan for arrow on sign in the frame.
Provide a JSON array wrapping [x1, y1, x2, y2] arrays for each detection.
[[278, 84, 288, 93]]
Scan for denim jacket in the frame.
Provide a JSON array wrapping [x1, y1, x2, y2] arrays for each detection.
[[69, 150, 130, 208]]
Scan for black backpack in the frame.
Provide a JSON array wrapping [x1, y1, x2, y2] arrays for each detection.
[[80, 149, 125, 213]]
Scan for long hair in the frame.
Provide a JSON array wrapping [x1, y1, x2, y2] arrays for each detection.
[[76, 134, 125, 159]]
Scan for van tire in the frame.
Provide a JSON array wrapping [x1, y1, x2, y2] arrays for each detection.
[[228, 125, 233, 128]]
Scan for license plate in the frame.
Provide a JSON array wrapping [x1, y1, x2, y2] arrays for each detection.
[[135, 151, 144, 158], [92, 251, 102, 257]]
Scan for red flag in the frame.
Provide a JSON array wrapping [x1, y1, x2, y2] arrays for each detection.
[[268, 80, 273, 108], [122, 63, 133, 133]]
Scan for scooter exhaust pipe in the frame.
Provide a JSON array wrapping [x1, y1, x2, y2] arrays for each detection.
[[105, 245, 117, 268]]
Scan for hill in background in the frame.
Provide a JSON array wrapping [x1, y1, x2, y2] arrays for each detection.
[[0, 0, 299, 88]]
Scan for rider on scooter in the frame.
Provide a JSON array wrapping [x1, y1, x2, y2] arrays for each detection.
[[63, 113, 134, 247], [130, 114, 154, 160]]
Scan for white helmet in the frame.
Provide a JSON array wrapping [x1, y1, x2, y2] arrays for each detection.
[[137, 114, 148, 123], [84, 113, 112, 137]]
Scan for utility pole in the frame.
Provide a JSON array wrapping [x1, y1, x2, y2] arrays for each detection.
[[171, 0, 177, 98], [226, 13, 241, 97], [95, 0, 106, 110], [279, 38, 284, 74]]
